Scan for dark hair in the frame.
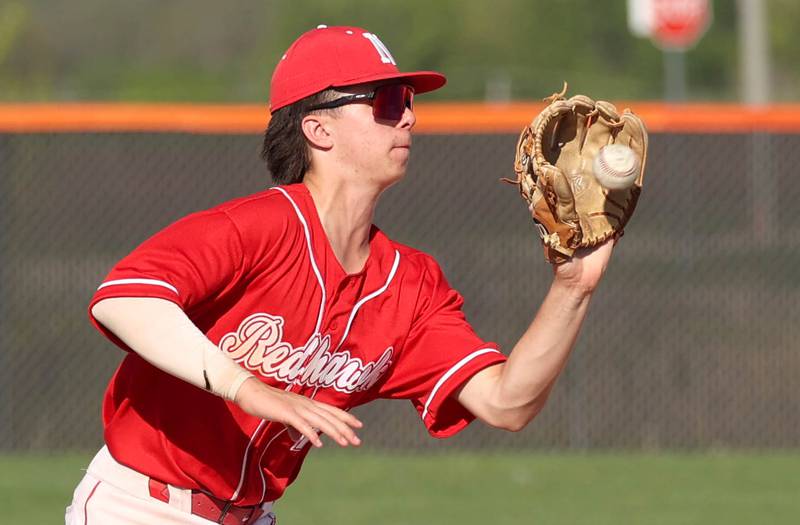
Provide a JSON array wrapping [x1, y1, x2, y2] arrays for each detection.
[[261, 89, 341, 185]]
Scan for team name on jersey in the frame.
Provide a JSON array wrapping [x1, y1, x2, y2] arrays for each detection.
[[219, 313, 393, 394]]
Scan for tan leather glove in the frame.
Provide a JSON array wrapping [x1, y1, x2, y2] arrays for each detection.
[[506, 84, 648, 264]]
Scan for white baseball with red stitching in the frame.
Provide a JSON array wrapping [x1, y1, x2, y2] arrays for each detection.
[[592, 144, 640, 190]]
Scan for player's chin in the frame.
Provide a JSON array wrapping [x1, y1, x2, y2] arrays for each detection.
[[387, 167, 407, 185], [393, 147, 413, 167], [387, 147, 410, 168], [383, 163, 408, 187]]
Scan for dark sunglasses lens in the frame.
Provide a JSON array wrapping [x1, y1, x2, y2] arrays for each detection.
[[373, 85, 413, 120]]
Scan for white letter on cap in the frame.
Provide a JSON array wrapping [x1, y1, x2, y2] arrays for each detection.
[[362, 32, 396, 65]]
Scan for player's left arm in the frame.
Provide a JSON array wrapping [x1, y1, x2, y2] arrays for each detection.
[[456, 238, 615, 432]]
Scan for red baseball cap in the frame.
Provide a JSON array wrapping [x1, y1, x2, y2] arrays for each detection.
[[269, 25, 447, 113]]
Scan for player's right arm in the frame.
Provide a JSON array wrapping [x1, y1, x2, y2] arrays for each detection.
[[455, 239, 615, 432], [92, 296, 362, 448], [90, 206, 360, 448]]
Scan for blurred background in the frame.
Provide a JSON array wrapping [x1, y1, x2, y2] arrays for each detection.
[[1, 1, 799, 524], [1, 0, 799, 102]]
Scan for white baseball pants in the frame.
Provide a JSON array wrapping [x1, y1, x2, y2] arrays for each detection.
[[65, 446, 276, 525]]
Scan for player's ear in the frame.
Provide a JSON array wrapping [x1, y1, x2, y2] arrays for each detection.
[[301, 114, 334, 150]]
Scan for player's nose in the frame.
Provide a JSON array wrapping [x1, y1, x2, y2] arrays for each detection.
[[398, 106, 416, 130]]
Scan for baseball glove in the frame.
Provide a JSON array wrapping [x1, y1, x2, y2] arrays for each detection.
[[504, 84, 648, 264]]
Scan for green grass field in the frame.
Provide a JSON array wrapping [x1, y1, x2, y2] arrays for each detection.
[[2, 451, 798, 524]]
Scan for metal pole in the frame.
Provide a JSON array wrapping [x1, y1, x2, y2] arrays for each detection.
[[738, 0, 770, 105], [485, 70, 512, 104], [738, 0, 775, 245], [663, 50, 687, 102]]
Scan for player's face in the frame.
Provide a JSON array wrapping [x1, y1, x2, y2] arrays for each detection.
[[325, 82, 417, 187]]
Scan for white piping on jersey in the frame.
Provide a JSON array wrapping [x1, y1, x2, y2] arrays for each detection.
[[421, 348, 502, 421], [235, 187, 399, 502], [230, 419, 267, 501], [97, 278, 179, 296], [257, 426, 289, 503], [272, 187, 326, 335], [334, 249, 401, 351], [229, 186, 327, 503]]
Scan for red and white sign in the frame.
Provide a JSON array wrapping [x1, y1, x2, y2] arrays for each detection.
[[628, 0, 713, 51]]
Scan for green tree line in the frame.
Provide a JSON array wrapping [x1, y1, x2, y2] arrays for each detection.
[[0, 0, 797, 102]]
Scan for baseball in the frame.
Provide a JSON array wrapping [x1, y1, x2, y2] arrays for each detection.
[[592, 144, 640, 190]]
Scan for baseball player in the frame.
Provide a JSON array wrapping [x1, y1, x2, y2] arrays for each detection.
[[66, 25, 616, 525]]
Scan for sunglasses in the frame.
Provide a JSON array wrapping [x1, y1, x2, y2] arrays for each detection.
[[307, 84, 414, 121]]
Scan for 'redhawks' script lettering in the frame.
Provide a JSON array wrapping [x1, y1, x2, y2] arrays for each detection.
[[218, 313, 393, 393]]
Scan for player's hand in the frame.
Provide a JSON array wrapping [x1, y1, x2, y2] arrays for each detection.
[[552, 236, 616, 294], [234, 377, 363, 448]]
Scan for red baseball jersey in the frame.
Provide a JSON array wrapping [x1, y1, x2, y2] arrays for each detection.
[[89, 183, 506, 504]]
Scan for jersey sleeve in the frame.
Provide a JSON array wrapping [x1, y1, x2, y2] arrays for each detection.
[[88, 209, 245, 351], [377, 256, 506, 438]]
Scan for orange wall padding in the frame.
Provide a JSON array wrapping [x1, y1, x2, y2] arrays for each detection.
[[2, 102, 800, 134]]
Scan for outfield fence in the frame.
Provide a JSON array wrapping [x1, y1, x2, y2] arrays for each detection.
[[1, 104, 798, 451]]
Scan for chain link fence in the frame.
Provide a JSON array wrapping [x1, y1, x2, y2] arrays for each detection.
[[1, 131, 798, 451]]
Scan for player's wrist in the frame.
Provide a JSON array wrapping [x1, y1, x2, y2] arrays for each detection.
[[232, 375, 263, 407], [549, 275, 596, 303]]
